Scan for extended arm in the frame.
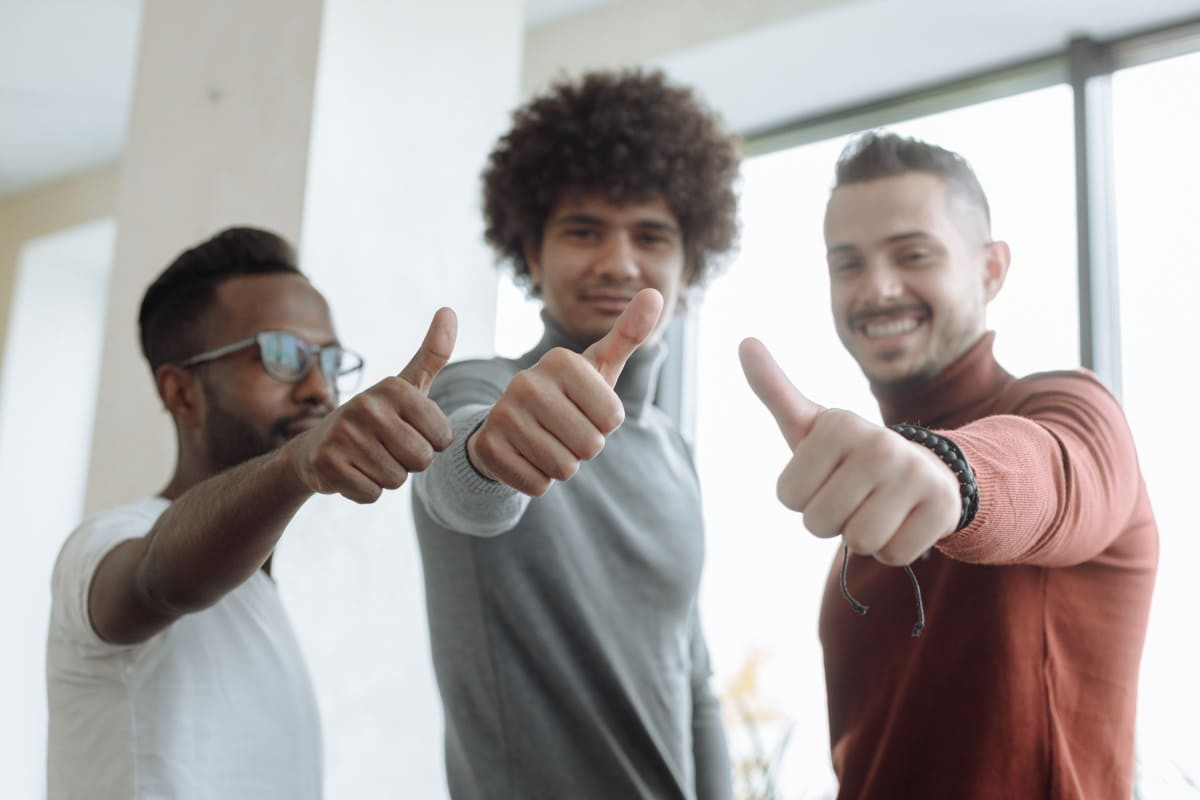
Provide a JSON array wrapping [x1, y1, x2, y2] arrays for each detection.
[[938, 371, 1144, 567], [415, 289, 663, 536], [89, 308, 456, 644], [88, 450, 311, 644]]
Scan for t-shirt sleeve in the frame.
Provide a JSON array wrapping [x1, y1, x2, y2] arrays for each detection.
[[936, 370, 1145, 567], [51, 505, 155, 648]]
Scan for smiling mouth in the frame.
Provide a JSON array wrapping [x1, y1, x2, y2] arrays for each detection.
[[852, 307, 929, 341], [862, 317, 921, 339]]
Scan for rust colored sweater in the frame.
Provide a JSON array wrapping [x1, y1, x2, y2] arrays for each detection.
[[819, 332, 1158, 799]]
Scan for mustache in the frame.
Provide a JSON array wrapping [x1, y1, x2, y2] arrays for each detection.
[[270, 409, 330, 440], [849, 304, 929, 327]]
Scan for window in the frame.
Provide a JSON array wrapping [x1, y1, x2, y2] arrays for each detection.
[[1112, 47, 1200, 791], [694, 86, 1078, 797]]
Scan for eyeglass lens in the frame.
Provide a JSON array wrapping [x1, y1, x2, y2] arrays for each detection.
[[258, 332, 362, 394]]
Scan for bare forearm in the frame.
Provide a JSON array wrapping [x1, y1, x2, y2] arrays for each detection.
[[90, 447, 311, 644], [140, 449, 311, 612]]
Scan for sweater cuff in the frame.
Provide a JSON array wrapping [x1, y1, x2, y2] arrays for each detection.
[[935, 433, 995, 561], [447, 408, 515, 497], [412, 406, 530, 536]]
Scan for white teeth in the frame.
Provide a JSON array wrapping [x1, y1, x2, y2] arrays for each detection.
[[864, 318, 919, 339]]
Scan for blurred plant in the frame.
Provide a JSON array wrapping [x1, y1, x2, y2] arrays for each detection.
[[721, 649, 795, 800]]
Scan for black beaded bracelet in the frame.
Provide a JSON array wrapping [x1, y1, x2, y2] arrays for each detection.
[[888, 424, 979, 532], [836, 425, 979, 638]]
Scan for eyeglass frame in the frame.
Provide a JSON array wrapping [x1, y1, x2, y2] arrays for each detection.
[[176, 330, 365, 395]]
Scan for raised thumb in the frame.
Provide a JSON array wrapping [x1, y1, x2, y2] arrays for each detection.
[[581, 288, 664, 386], [738, 337, 824, 450], [397, 307, 457, 394]]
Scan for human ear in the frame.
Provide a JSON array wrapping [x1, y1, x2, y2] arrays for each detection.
[[523, 240, 543, 290], [982, 240, 1011, 302], [155, 365, 205, 428]]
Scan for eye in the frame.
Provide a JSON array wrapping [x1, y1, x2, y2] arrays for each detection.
[[899, 249, 931, 265], [564, 227, 599, 241], [829, 259, 861, 276]]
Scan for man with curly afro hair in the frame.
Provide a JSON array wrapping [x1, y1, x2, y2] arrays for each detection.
[[412, 69, 739, 799]]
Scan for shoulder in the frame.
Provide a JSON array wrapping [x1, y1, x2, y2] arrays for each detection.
[[50, 497, 168, 645], [54, 498, 166, 585], [999, 367, 1119, 411], [992, 367, 1133, 441]]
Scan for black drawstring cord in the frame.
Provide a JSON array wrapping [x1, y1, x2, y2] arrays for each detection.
[[904, 564, 926, 637], [839, 544, 926, 638], [839, 545, 869, 615]]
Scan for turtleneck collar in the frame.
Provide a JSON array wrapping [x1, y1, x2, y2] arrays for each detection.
[[525, 310, 668, 419], [872, 331, 1015, 429]]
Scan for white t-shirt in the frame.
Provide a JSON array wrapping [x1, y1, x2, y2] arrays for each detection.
[[46, 496, 323, 800]]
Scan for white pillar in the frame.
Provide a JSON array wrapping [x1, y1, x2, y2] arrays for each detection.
[[82, 1, 524, 796], [85, 0, 327, 512], [287, 2, 523, 797]]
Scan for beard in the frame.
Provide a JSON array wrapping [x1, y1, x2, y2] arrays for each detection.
[[201, 386, 326, 473], [202, 397, 278, 473]]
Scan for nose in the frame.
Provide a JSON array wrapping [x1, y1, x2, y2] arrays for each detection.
[[862, 260, 904, 301], [595, 231, 640, 282], [292, 358, 336, 409]]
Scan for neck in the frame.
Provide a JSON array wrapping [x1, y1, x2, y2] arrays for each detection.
[[871, 331, 1011, 428], [160, 453, 214, 502]]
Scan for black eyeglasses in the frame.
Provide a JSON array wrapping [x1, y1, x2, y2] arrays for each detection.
[[178, 330, 365, 395]]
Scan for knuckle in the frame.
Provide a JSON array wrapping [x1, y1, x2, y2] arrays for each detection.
[[540, 348, 573, 370], [409, 446, 435, 472], [802, 509, 835, 539], [776, 477, 804, 512], [549, 459, 579, 482], [580, 433, 606, 461], [597, 401, 625, 434], [875, 544, 907, 566]]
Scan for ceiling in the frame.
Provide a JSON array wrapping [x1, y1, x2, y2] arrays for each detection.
[[0, 0, 620, 198], [1, 0, 1197, 199]]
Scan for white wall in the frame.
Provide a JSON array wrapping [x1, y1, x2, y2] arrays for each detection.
[[0, 219, 114, 799]]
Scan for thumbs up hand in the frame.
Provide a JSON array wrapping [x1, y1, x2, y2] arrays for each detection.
[[468, 288, 665, 497], [287, 307, 458, 504], [739, 337, 961, 566]]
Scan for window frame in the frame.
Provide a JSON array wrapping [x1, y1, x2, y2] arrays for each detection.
[[661, 12, 1200, 435]]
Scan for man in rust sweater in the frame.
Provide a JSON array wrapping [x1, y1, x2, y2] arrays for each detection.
[[740, 132, 1157, 799]]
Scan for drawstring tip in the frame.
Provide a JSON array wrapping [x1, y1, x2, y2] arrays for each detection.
[[841, 544, 928, 637]]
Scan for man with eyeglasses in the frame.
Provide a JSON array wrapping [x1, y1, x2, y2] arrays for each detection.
[[46, 227, 456, 799]]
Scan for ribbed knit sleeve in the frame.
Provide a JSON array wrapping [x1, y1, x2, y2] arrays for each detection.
[[936, 370, 1144, 567], [411, 359, 531, 537]]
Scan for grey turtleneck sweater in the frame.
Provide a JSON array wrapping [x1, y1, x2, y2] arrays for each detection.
[[411, 316, 732, 800]]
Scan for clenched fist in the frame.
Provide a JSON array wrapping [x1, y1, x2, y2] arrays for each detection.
[[287, 307, 457, 503], [739, 337, 962, 566], [468, 288, 665, 497]]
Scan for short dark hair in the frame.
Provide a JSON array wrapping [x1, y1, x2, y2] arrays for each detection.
[[138, 226, 302, 373], [482, 68, 741, 289], [834, 131, 991, 235]]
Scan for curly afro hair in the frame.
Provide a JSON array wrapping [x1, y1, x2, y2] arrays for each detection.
[[483, 68, 741, 290]]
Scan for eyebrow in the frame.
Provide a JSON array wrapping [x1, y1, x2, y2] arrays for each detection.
[[550, 213, 680, 235], [827, 230, 934, 257]]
